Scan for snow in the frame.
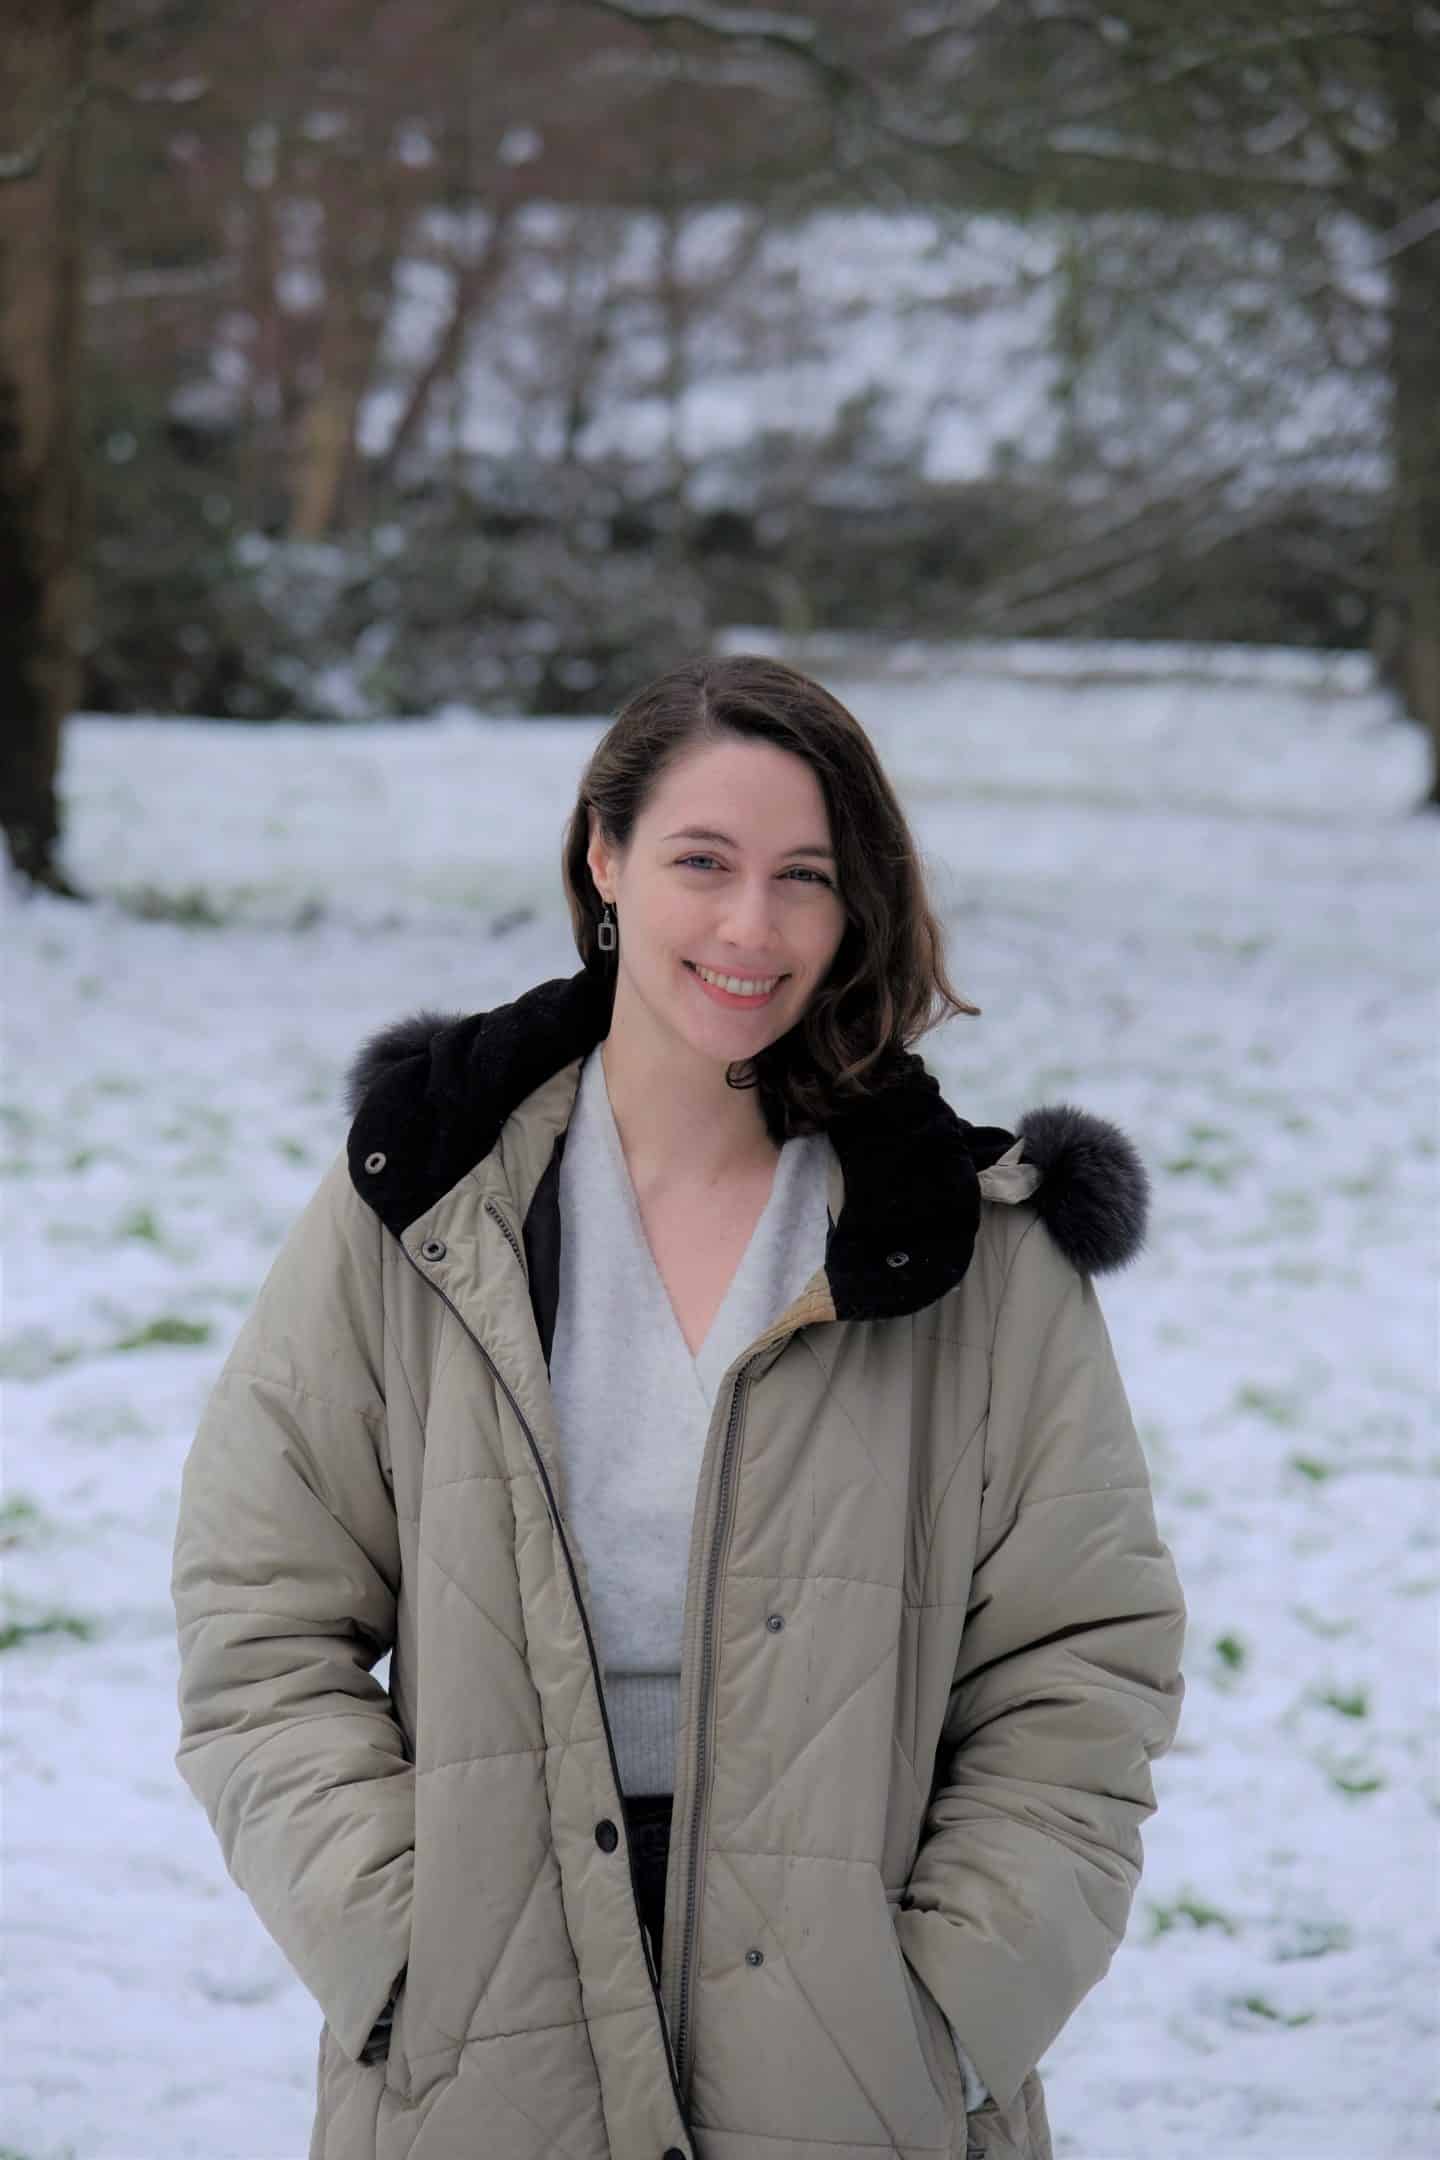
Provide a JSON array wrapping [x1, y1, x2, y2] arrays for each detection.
[[3, 642, 1436, 2157]]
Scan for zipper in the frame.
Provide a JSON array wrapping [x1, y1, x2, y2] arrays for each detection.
[[399, 1225, 691, 2139], [484, 1196, 526, 1271], [672, 1354, 757, 2096]]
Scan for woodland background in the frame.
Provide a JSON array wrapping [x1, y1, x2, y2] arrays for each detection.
[[2, 0, 1439, 897]]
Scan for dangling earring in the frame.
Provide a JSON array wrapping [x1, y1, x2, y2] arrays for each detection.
[[597, 900, 617, 952]]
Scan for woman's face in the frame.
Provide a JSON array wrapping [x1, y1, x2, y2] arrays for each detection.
[[587, 735, 849, 1067]]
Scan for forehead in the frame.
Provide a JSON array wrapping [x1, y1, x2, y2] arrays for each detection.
[[644, 737, 829, 829]]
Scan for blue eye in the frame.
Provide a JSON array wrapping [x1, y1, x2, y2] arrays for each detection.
[[677, 855, 833, 887]]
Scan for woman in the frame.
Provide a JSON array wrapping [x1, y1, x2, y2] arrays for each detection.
[[171, 652, 1185, 2160]]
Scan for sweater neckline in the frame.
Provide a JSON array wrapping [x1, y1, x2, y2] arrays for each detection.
[[585, 1045, 820, 1380]]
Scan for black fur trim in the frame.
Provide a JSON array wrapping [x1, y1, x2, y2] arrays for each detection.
[[1015, 1101, 1150, 1275], [343, 967, 1149, 1317], [343, 1009, 461, 1118]]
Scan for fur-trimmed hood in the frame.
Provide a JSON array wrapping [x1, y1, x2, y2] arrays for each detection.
[[344, 965, 1149, 1320]]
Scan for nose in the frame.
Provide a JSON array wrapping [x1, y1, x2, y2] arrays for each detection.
[[719, 877, 784, 962]]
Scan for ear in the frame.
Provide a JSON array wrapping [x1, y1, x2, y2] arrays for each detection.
[[586, 809, 615, 901]]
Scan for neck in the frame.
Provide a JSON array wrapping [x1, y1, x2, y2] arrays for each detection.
[[599, 986, 780, 1195]]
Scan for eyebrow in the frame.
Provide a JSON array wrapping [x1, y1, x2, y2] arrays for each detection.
[[661, 826, 836, 861]]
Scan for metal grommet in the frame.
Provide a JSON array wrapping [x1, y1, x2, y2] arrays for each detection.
[[744, 1947, 764, 1967], [420, 1237, 447, 1262], [363, 1150, 386, 1174], [765, 1613, 784, 1632], [885, 1249, 909, 1268]]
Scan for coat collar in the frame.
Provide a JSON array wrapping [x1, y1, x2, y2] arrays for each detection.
[[344, 965, 1149, 1322]]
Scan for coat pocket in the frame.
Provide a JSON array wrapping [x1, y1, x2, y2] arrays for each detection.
[[379, 1968, 413, 2102], [899, 1952, 969, 2156]]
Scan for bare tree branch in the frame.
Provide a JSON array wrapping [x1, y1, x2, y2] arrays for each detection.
[[1373, 195, 1440, 261], [0, 79, 89, 183], [571, 0, 1336, 207], [1059, 14, 1378, 125]]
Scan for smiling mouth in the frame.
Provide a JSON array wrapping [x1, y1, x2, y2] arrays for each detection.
[[684, 960, 788, 994]]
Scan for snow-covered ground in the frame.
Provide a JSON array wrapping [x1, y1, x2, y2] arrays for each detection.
[[2, 642, 1436, 2158]]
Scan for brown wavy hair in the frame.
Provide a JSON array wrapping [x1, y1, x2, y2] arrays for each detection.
[[560, 651, 980, 1140]]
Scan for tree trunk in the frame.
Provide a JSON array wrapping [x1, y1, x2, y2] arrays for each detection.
[[1372, 5, 1440, 809], [372, 202, 515, 493], [288, 180, 411, 542], [0, 0, 93, 893], [1382, 219, 1440, 807]]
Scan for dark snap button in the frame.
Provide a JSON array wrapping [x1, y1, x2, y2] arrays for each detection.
[[595, 1818, 618, 1852], [420, 1238, 446, 1261], [663, 2149, 688, 2160], [744, 1947, 764, 1966], [765, 1613, 785, 1632], [885, 1249, 909, 1268], [363, 1150, 386, 1174]]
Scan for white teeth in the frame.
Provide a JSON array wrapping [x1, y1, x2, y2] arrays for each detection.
[[693, 964, 780, 996]]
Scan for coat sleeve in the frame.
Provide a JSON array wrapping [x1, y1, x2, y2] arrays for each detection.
[[170, 1151, 414, 2063], [894, 1213, 1186, 2111]]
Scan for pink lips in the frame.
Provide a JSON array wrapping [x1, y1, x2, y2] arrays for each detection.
[[685, 960, 786, 1009]]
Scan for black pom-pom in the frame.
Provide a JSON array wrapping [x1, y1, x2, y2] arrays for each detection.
[[1015, 1102, 1150, 1274]]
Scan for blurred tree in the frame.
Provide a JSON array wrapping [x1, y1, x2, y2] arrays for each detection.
[[0, 0, 95, 893], [36, 0, 1430, 788], [583, 0, 1440, 799]]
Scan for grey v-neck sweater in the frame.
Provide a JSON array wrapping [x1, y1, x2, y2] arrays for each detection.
[[547, 1045, 989, 2110], [549, 1043, 832, 1799]]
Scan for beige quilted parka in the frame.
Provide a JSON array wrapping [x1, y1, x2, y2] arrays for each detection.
[[171, 965, 1186, 2160]]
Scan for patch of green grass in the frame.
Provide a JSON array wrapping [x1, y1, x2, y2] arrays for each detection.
[[1291, 1605, 1357, 1638], [1213, 1633, 1247, 1672], [1330, 1769, 1384, 1797], [117, 1206, 163, 1244], [0, 1495, 45, 1548], [1273, 1919, 1352, 1961], [0, 1332, 82, 1380], [1161, 1154, 1238, 1186], [1289, 1454, 1334, 1481], [112, 1315, 212, 1351], [1233, 1994, 1314, 2027], [0, 1605, 97, 1653], [114, 883, 232, 928], [1146, 1891, 1239, 1941], [1235, 1383, 1302, 1428], [1316, 1686, 1370, 1720]]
